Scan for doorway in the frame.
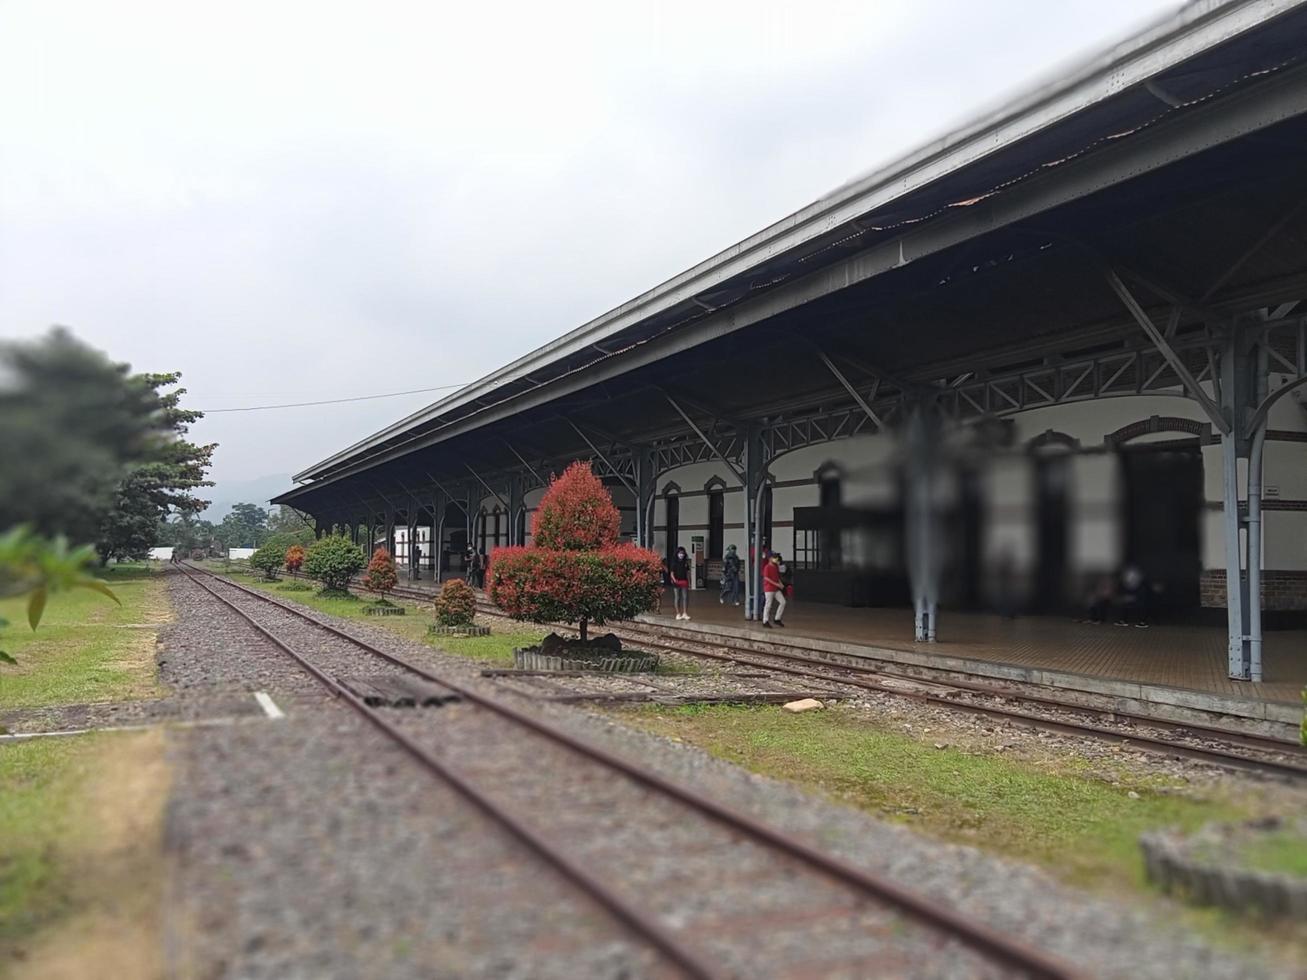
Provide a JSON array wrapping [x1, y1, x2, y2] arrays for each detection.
[[1120, 445, 1203, 610]]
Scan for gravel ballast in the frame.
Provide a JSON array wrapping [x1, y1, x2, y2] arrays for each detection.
[[157, 569, 1286, 978]]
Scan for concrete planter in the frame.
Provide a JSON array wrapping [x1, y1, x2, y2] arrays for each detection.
[[428, 624, 490, 637], [513, 646, 658, 674], [364, 605, 406, 617], [1140, 818, 1307, 919]]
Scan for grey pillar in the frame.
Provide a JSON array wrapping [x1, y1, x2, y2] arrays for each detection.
[[742, 425, 766, 621], [906, 405, 941, 642], [406, 505, 418, 581], [508, 476, 524, 546], [634, 447, 656, 549], [1219, 323, 1265, 681]]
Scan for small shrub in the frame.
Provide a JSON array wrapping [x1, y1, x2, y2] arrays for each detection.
[[304, 535, 366, 592], [435, 578, 477, 627], [284, 544, 305, 578], [362, 547, 398, 599], [249, 542, 284, 581]]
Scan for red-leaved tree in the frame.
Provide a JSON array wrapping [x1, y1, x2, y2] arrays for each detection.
[[362, 547, 398, 599], [284, 544, 305, 578], [488, 461, 661, 642]]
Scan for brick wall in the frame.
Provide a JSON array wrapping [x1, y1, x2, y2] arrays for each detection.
[[1200, 569, 1307, 610]]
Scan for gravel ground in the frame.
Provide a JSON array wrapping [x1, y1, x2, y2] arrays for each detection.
[[160, 569, 1288, 978]]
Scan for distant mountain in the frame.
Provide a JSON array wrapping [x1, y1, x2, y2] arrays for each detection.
[[201, 474, 294, 521]]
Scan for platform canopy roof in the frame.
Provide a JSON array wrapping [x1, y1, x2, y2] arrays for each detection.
[[276, 0, 1307, 518]]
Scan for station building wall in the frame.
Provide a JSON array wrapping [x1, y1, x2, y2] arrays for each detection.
[[650, 392, 1307, 610]]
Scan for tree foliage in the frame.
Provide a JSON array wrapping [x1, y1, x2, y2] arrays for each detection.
[[0, 329, 214, 561], [362, 547, 398, 598], [249, 541, 285, 581], [488, 462, 661, 642], [303, 535, 365, 593], [0, 527, 119, 665], [284, 545, 305, 577], [530, 462, 622, 550], [216, 503, 271, 550], [434, 578, 477, 626]]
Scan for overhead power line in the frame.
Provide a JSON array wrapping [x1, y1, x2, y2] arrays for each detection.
[[199, 383, 469, 414]]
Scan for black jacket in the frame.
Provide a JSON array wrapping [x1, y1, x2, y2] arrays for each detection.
[[670, 554, 690, 584]]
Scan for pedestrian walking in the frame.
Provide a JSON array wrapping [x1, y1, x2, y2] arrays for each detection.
[[719, 544, 741, 606], [670, 545, 691, 621], [761, 551, 787, 628], [412, 543, 422, 581], [475, 549, 488, 589]]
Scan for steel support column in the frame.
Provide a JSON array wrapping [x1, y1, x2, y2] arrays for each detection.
[[406, 504, 418, 582], [1219, 324, 1256, 680], [634, 447, 657, 549], [905, 405, 941, 642], [508, 475, 524, 546], [742, 425, 767, 621]]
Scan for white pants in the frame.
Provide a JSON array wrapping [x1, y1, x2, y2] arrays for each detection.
[[763, 590, 787, 623]]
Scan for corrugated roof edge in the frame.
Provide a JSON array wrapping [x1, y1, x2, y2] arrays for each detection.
[[294, 0, 1297, 483]]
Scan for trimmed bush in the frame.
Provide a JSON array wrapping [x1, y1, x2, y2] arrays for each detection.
[[362, 547, 398, 600], [434, 578, 477, 627], [249, 542, 284, 581], [488, 461, 662, 642], [303, 534, 366, 592]]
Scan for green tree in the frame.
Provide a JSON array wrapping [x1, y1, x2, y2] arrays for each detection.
[[0, 329, 215, 560], [216, 503, 270, 550], [267, 505, 313, 537], [249, 541, 285, 581], [303, 535, 365, 594]]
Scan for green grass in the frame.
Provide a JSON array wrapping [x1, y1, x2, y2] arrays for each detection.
[[627, 703, 1250, 893], [1242, 829, 1307, 877], [219, 568, 544, 667], [0, 738, 88, 943], [0, 566, 165, 710], [0, 729, 167, 975]]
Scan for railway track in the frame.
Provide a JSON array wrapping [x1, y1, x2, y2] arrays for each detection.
[[376, 581, 1307, 781], [183, 563, 1078, 979]]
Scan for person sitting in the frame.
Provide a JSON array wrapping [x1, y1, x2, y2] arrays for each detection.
[[1115, 563, 1152, 629], [1082, 574, 1116, 625]]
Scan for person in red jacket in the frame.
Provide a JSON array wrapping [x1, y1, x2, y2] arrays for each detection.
[[761, 551, 787, 628]]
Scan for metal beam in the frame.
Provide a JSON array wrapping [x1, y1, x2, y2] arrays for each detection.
[[662, 393, 747, 486], [567, 422, 636, 496], [424, 473, 468, 515], [502, 441, 545, 487], [815, 349, 886, 430], [465, 464, 510, 511], [1105, 269, 1229, 434]]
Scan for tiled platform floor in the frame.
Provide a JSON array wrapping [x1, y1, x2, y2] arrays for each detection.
[[648, 591, 1306, 705], [403, 573, 1304, 705]]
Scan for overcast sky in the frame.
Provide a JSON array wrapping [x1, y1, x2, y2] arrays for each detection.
[[0, 0, 1181, 507]]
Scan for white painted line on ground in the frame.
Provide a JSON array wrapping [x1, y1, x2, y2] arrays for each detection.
[[0, 715, 268, 741], [254, 691, 285, 719]]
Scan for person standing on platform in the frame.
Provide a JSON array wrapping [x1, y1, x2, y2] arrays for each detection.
[[475, 549, 488, 589], [670, 545, 692, 621], [720, 544, 741, 606], [762, 551, 787, 628]]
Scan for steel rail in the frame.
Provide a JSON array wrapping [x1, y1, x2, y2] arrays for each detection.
[[380, 581, 1305, 759], [561, 617, 1307, 781], [176, 566, 722, 980], [185, 565, 1080, 980]]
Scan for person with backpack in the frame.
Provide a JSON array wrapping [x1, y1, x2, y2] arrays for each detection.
[[761, 551, 787, 628], [719, 543, 741, 606], [669, 545, 692, 621]]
